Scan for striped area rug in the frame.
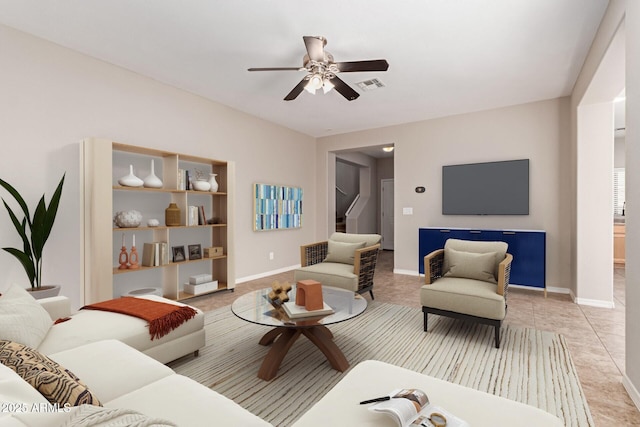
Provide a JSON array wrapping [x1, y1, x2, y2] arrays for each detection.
[[169, 302, 593, 427]]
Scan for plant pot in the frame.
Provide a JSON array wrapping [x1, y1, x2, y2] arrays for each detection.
[[27, 285, 61, 300]]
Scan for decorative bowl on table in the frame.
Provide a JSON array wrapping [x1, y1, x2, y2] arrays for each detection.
[[114, 210, 142, 228]]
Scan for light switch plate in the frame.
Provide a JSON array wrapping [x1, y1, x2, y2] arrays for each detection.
[[403, 207, 413, 215]]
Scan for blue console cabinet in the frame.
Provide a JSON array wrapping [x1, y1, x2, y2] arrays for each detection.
[[418, 227, 546, 289]]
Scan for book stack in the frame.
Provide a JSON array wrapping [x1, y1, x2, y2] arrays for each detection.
[[183, 274, 218, 295], [187, 205, 208, 226], [141, 242, 169, 267], [282, 302, 334, 319]]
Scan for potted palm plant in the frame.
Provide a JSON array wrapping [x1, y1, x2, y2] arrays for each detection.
[[0, 174, 65, 298]]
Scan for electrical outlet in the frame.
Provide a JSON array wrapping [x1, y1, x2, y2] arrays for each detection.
[[269, 252, 274, 260]]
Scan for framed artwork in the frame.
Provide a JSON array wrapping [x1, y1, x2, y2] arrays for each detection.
[[254, 183, 303, 231], [188, 244, 202, 260], [172, 245, 186, 262]]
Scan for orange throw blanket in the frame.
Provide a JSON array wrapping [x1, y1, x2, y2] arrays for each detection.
[[82, 297, 197, 340]]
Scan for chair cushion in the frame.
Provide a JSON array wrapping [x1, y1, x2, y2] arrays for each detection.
[[329, 232, 381, 248], [420, 277, 506, 320], [444, 248, 497, 283], [0, 284, 53, 349], [294, 263, 357, 292], [0, 340, 102, 407], [443, 239, 507, 280], [323, 240, 366, 265]]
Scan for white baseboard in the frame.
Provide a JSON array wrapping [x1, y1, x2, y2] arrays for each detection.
[[508, 284, 571, 294], [569, 289, 615, 308], [394, 268, 420, 276], [623, 375, 640, 411], [236, 265, 299, 284]]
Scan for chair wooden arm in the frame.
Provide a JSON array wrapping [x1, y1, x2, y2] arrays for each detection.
[[424, 249, 444, 284], [300, 240, 328, 267], [497, 253, 513, 297], [353, 244, 381, 294]]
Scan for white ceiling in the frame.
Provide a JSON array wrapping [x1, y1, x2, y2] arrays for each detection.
[[0, 0, 610, 138]]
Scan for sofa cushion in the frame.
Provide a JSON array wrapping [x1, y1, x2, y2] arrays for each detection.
[[0, 340, 101, 407], [444, 248, 497, 283], [323, 240, 365, 265], [49, 340, 174, 404], [0, 284, 53, 349], [443, 239, 507, 280], [0, 362, 49, 406], [294, 263, 357, 292], [420, 277, 506, 320], [106, 374, 272, 426], [329, 232, 381, 248]]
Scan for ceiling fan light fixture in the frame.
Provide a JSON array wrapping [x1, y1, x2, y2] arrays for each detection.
[[308, 73, 323, 90], [322, 77, 334, 94]]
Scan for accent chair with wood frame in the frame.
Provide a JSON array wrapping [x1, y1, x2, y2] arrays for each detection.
[[421, 238, 512, 348], [293, 232, 381, 299]]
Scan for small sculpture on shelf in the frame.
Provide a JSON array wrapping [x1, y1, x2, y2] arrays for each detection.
[[142, 159, 163, 188], [128, 233, 139, 269], [268, 281, 292, 307], [114, 210, 142, 228], [118, 233, 129, 270]]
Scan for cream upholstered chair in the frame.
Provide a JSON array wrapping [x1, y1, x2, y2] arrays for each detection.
[[421, 238, 512, 348], [293, 232, 381, 298]]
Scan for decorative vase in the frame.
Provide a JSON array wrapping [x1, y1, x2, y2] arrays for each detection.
[[143, 159, 163, 188], [118, 165, 144, 187], [208, 173, 219, 192], [192, 180, 210, 191], [114, 210, 142, 228], [165, 202, 181, 226]]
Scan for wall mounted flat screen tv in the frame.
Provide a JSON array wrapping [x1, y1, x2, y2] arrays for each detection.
[[442, 159, 529, 215]]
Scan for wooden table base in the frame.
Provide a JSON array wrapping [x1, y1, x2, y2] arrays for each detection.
[[257, 325, 349, 381]]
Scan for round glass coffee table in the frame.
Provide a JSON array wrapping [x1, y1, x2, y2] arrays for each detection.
[[231, 285, 367, 381]]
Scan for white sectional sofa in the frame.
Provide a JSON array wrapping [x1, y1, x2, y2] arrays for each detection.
[[1, 339, 271, 426]]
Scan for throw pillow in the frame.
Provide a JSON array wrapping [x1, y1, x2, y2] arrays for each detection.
[[0, 340, 102, 407], [323, 240, 366, 265], [0, 283, 53, 349], [444, 248, 497, 283]]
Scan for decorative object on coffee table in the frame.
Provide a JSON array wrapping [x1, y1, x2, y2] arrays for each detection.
[[295, 279, 323, 311], [268, 281, 292, 307], [165, 202, 181, 226], [118, 164, 144, 187]]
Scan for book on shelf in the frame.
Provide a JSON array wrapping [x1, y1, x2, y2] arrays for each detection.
[[282, 301, 334, 319], [141, 241, 169, 267], [198, 205, 206, 225], [366, 389, 469, 427], [188, 205, 199, 226]]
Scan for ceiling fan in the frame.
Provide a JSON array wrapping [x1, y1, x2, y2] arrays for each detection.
[[248, 36, 389, 101]]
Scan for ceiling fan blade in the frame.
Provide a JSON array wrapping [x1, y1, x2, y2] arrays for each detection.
[[303, 36, 326, 62], [330, 75, 360, 101], [284, 77, 309, 101], [335, 59, 389, 72], [248, 67, 304, 71]]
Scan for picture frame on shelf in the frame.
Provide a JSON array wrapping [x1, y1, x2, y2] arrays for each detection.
[[172, 245, 186, 262], [188, 244, 202, 260]]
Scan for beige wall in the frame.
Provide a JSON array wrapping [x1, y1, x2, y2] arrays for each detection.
[[317, 98, 572, 289], [625, 0, 640, 408], [0, 24, 316, 308]]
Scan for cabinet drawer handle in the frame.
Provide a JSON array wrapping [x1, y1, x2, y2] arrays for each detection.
[[503, 231, 516, 235]]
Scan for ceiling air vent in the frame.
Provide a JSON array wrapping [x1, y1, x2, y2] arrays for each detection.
[[356, 78, 385, 92]]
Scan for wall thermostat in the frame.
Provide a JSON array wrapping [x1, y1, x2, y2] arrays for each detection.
[[415, 186, 426, 193]]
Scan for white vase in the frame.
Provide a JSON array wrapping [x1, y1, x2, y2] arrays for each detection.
[[143, 159, 163, 188], [118, 164, 144, 187], [208, 173, 219, 192]]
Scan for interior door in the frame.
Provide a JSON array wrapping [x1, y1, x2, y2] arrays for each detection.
[[381, 179, 394, 250]]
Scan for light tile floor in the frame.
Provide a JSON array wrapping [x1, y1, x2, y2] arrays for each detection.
[[187, 251, 640, 426]]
